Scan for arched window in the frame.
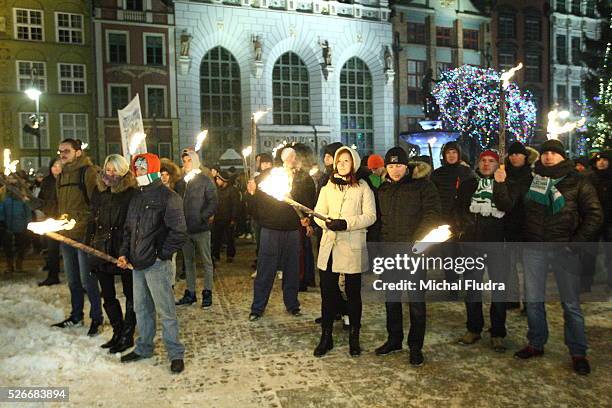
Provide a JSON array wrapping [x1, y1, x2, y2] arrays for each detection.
[[340, 57, 373, 154], [200, 46, 241, 161], [272, 52, 310, 125]]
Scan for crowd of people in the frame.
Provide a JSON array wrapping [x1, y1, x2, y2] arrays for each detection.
[[1, 136, 610, 376]]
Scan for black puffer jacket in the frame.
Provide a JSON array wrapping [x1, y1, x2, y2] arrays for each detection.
[[592, 167, 612, 227], [522, 160, 603, 242], [87, 172, 137, 273], [376, 162, 440, 243], [454, 172, 514, 242], [175, 173, 218, 233], [215, 184, 241, 223], [38, 174, 59, 218], [120, 179, 188, 270], [431, 163, 474, 224]]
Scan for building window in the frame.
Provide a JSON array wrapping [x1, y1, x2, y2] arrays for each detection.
[[525, 53, 541, 82], [463, 29, 479, 50], [200, 46, 242, 161], [158, 142, 171, 159], [585, 0, 595, 16], [556, 0, 566, 13], [144, 34, 164, 66], [126, 0, 144, 10], [556, 35, 567, 64], [56, 12, 83, 44], [571, 0, 581, 15], [498, 14, 515, 39], [109, 85, 130, 117], [524, 16, 541, 41], [58, 63, 86, 94], [272, 52, 310, 125], [571, 37, 581, 65], [60, 113, 88, 143], [498, 50, 516, 72], [557, 85, 568, 108], [16, 61, 46, 91], [340, 58, 373, 156], [145, 86, 166, 118], [14, 8, 43, 41], [107, 142, 122, 155], [407, 60, 426, 104], [407, 22, 426, 44], [571, 85, 582, 113], [436, 62, 453, 75], [436, 26, 452, 47], [107, 32, 128, 64], [19, 112, 49, 149]]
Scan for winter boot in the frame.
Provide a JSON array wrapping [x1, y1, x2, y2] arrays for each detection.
[[176, 290, 196, 306], [349, 326, 361, 357], [101, 322, 123, 349], [110, 302, 136, 354], [202, 289, 212, 308], [102, 301, 124, 349], [313, 328, 333, 357]]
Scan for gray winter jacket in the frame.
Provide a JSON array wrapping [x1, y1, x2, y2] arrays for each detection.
[[175, 173, 218, 233]]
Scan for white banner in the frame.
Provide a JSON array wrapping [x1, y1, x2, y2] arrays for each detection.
[[118, 94, 147, 160]]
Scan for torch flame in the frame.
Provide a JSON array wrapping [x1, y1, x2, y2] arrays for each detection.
[[253, 109, 270, 123], [28, 217, 76, 235], [242, 146, 253, 158], [195, 130, 208, 152], [309, 166, 320, 176], [546, 109, 586, 140], [3, 149, 19, 176], [259, 167, 291, 201], [129, 132, 147, 155], [501, 62, 523, 89], [271, 141, 287, 158], [412, 225, 452, 254]]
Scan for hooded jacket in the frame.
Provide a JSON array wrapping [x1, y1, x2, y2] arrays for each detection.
[[120, 178, 187, 270], [522, 159, 603, 242], [87, 171, 137, 272], [376, 161, 441, 243], [431, 142, 475, 223], [56, 155, 98, 241], [314, 147, 376, 273], [175, 171, 218, 234], [160, 158, 181, 190]]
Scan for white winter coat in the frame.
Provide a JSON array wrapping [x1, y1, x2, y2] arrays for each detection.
[[314, 148, 376, 273]]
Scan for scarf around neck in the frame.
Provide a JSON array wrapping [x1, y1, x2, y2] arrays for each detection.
[[526, 160, 572, 214], [136, 172, 161, 187], [469, 176, 505, 218]]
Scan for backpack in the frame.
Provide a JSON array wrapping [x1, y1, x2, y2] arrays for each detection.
[[58, 166, 90, 205]]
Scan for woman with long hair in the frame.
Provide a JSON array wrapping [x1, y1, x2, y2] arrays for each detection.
[[313, 146, 376, 357]]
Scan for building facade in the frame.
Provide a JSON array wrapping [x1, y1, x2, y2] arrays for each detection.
[[491, 0, 550, 143], [0, 0, 95, 172], [93, 0, 179, 161], [174, 0, 394, 162], [391, 0, 492, 135]]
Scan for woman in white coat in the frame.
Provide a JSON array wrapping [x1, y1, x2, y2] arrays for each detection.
[[313, 146, 376, 357]]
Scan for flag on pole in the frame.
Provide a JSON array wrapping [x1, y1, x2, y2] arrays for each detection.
[[118, 94, 147, 160]]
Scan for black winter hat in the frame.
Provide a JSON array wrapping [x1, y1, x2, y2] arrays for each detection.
[[508, 141, 528, 156], [323, 142, 343, 158], [384, 147, 409, 166], [442, 141, 462, 157], [539, 139, 567, 159], [217, 170, 231, 182]]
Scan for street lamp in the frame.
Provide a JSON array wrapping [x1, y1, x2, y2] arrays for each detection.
[[25, 87, 42, 169]]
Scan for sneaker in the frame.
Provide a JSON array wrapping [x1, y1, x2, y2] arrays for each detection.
[[277, 271, 283, 280], [290, 308, 302, 317], [170, 359, 185, 374], [87, 320, 103, 337], [514, 345, 544, 359], [175, 290, 196, 306], [375, 341, 403, 355], [572, 356, 590, 376], [491, 337, 506, 353], [249, 313, 261, 322], [457, 331, 481, 345], [251, 271, 257, 278], [409, 349, 424, 366], [51, 317, 83, 328], [201, 290, 212, 308], [238, 234, 246, 239], [245, 233, 253, 240], [120, 351, 150, 363]]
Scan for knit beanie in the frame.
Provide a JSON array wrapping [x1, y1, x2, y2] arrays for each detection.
[[367, 154, 385, 170], [539, 139, 567, 159], [479, 150, 500, 162], [508, 141, 528, 157], [384, 147, 409, 166]]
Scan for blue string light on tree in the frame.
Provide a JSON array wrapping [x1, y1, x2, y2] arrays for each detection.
[[431, 65, 537, 150]]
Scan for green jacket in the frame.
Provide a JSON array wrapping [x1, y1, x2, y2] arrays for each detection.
[[56, 155, 98, 241]]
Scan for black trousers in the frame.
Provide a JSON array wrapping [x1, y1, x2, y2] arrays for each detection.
[[463, 268, 507, 338], [95, 267, 134, 326], [2, 231, 28, 263], [45, 237, 60, 280], [212, 221, 236, 259], [319, 256, 362, 330], [385, 301, 426, 351]]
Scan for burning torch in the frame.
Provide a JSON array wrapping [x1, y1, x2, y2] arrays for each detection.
[[242, 145, 252, 180], [412, 224, 453, 254], [27, 218, 133, 269], [498, 63, 523, 162]]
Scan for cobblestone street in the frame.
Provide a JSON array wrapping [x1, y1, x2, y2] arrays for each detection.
[[1, 241, 611, 407]]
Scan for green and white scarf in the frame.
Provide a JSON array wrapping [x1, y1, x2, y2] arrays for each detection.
[[136, 172, 161, 187], [526, 174, 566, 214], [469, 177, 505, 218]]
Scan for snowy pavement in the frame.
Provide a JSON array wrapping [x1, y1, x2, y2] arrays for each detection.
[[0, 245, 611, 407]]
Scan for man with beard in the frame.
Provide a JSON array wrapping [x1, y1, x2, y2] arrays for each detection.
[[514, 140, 602, 376]]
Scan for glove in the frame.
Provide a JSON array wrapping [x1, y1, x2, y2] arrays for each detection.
[[326, 219, 347, 231]]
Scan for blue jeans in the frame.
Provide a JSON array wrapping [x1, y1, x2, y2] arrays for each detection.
[[251, 228, 300, 315], [61, 243, 102, 322], [522, 248, 587, 356], [183, 231, 214, 293], [133, 258, 185, 361]]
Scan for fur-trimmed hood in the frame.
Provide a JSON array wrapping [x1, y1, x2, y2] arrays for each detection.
[[504, 146, 539, 167], [96, 171, 137, 193], [383, 160, 432, 184], [160, 158, 182, 188]]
